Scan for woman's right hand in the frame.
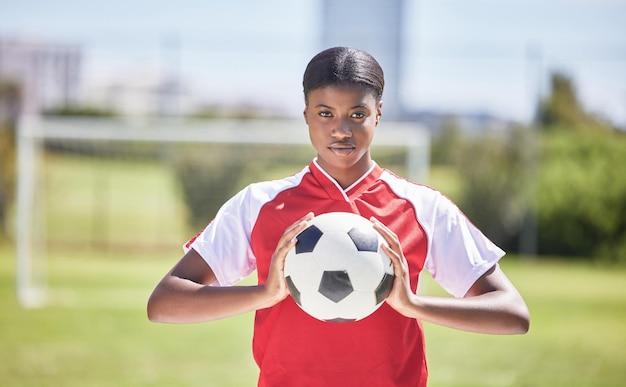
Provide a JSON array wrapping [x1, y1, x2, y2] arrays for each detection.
[[261, 212, 315, 308]]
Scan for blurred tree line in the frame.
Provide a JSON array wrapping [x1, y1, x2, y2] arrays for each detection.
[[1, 72, 625, 264], [432, 72, 626, 264]]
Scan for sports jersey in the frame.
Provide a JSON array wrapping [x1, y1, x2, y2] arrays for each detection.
[[186, 159, 504, 387]]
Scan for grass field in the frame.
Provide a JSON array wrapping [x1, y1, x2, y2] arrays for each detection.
[[2, 151, 625, 386], [2, 244, 625, 386]]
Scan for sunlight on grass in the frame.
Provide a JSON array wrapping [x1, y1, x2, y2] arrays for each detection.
[[3, 241, 625, 386], [42, 153, 187, 248], [421, 258, 626, 387]]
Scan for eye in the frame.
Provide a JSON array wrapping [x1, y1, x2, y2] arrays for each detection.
[[351, 112, 366, 119], [318, 111, 332, 118]]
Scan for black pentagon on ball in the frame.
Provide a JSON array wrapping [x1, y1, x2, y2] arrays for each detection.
[[285, 275, 302, 306], [375, 272, 395, 305], [318, 270, 354, 303], [347, 226, 379, 252], [295, 225, 323, 254]]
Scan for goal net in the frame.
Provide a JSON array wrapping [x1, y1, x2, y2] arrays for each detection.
[[15, 116, 430, 307]]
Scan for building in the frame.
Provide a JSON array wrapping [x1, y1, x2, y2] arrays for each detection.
[[321, 0, 406, 120], [0, 38, 82, 114]]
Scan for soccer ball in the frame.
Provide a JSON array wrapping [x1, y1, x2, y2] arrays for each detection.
[[284, 212, 394, 323]]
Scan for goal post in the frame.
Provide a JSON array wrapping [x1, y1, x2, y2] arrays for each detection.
[[14, 115, 430, 307], [15, 115, 45, 307]]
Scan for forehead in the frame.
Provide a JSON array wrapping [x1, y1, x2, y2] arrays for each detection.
[[306, 84, 378, 106]]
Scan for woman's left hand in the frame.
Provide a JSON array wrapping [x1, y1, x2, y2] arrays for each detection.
[[370, 217, 416, 317]]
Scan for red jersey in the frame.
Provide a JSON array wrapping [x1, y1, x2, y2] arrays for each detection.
[[186, 160, 504, 387]]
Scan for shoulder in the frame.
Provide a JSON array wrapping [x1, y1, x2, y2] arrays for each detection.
[[378, 169, 451, 208], [377, 169, 466, 233], [226, 165, 311, 213], [379, 169, 434, 193], [246, 165, 310, 198]]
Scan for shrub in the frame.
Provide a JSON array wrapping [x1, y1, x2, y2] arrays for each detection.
[[536, 128, 626, 264], [452, 125, 536, 252], [171, 142, 312, 232]]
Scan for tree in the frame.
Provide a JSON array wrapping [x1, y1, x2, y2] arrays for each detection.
[[453, 126, 535, 252], [536, 129, 626, 264], [534, 71, 626, 263], [538, 72, 605, 131], [0, 81, 22, 239]]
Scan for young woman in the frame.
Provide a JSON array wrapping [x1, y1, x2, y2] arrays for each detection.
[[148, 47, 530, 386]]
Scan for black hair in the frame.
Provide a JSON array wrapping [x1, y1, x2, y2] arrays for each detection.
[[302, 47, 385, 103]]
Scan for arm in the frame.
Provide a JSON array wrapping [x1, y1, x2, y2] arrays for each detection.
[[372, 217, 530, 335], [147, 212, 314, 324]]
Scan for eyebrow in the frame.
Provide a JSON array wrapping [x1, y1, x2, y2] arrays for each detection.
[[314, 103, 370, 110]]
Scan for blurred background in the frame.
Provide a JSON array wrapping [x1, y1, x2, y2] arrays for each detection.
[[1, 0, 625, 122], [0, 0, 625, 386]]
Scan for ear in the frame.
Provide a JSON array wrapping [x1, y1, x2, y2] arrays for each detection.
[[375, 100, 383, 126], [303, 107, 309, 125]]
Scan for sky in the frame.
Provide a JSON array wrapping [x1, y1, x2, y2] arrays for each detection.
[[1, 0, 625, 126]]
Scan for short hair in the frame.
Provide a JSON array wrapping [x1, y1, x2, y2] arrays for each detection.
[[302, 47, 385, 103]]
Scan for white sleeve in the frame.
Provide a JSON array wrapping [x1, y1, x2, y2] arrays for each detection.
[[423, 192, 505, 298], [184, 186, 257, 286]]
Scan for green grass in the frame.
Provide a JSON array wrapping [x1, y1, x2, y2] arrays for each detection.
[[2, 245, 625, 386], [0, 244, 258, 386], [421, 258, 626, 386], [41, 153, 188, 248], [3, 151, 626, 386]]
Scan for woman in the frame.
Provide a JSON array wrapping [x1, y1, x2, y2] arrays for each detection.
[[148, 46, 530, 386]]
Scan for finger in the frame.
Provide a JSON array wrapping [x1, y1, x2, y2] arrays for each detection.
[[371, 218, 407, 267], [370, 217, 400, 249], [289, 215, 313, 241], [380, 242, 401, 265], [370, 216, 394, 237], [284, 212, 314, 236], [380, 243, 410, 290], [293, 211, 314, 227], [276, 213, 315, 258]]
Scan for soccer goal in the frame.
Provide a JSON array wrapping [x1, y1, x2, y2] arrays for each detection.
[[15, 115, 430, 307]]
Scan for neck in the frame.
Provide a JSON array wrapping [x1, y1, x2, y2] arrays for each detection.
[[315, 158, 374, 190]]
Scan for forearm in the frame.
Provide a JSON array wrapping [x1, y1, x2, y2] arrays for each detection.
[[401, 290, 530, 335], [147, 276, 278, 324], [147, 217, 310, 325]]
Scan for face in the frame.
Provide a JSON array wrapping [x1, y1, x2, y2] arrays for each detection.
[[304, 84, 383, 189]]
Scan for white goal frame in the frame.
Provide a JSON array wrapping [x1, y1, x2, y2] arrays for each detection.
[[15, 115, 430, 307]]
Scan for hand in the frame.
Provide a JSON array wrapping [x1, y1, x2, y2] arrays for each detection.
[[371, 217, 416, 317], [262, 212, 315, 308]]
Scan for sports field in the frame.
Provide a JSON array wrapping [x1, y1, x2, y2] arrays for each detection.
[[1, 152, 625, 386], [2, 245, 625, 386]]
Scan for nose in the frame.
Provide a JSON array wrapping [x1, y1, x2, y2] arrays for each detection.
[[331, 118, 352, 139]]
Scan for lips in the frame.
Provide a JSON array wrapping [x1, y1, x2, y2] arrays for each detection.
[[328, 143, 356, 156]]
